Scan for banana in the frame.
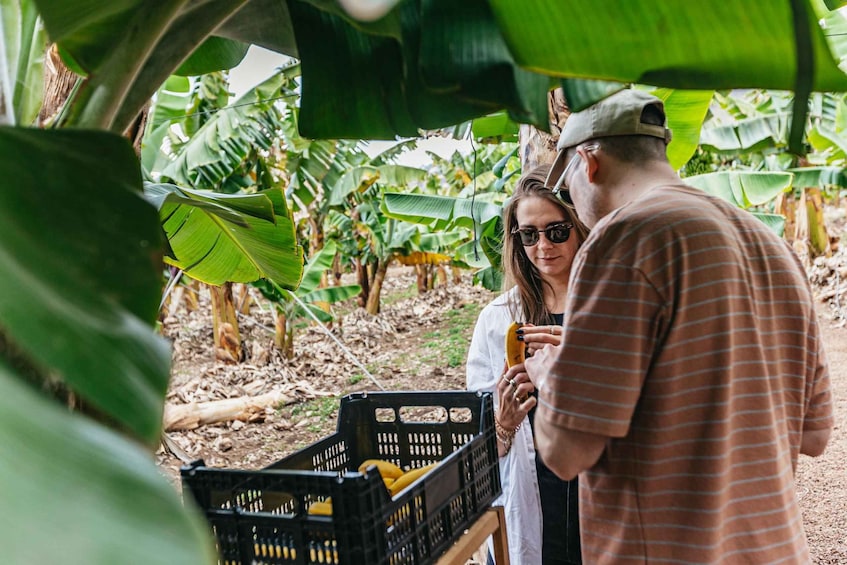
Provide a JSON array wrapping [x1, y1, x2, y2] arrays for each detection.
[[358, 459, 404, 480], [504, 321, 525, 368], [307, 499, 333, 516], [389, 463, 438, 496]]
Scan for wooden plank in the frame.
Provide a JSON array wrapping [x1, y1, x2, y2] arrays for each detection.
[[436, 507, 510, 565]]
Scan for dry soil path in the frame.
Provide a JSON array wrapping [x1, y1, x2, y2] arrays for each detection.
[[796, 306, 847, 564]]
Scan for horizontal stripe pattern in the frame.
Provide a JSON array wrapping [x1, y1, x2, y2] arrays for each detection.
[[538, 185, 833, 564]]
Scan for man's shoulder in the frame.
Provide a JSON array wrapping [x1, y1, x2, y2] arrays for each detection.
[[594, 183, 746, 238]]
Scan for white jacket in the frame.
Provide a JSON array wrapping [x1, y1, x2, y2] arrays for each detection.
[[466, 289, 543, 565]]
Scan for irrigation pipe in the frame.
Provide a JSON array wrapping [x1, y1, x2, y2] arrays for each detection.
[[159, 269, 184, 311], [284, 289, 385, 391]]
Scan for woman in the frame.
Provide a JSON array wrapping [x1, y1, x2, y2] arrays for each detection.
[[467, 163, 589, 565]]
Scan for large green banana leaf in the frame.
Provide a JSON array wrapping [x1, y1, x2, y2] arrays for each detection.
[[685, 170, 794, 208], [684, 170, 793, 235], [144, 183, 304, 289], [0, 361, 216, 565], [490, 1, 847, 90], [382, 192, 503, 232], [0, 127, 168, 442], [329, 164, 429, 206], [0, 124, 213, 563], [30, 0, 847, 140]]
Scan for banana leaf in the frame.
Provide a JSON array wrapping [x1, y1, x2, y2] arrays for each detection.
[[0, 362, 216, 565], [0, 127, 168, 443], [145, 183, 304, 289]]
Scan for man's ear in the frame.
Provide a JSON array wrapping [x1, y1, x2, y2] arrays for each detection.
[[581, 146, 600, 183]]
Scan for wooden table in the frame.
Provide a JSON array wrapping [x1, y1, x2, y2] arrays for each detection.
[[436, 506, 509, 565]]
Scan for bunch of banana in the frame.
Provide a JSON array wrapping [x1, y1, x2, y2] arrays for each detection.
[[388, 463, 438, 496], [505, 321, 525, 368], [307, 498, 333, 516], [357, 459, 440, 496], [358, 458, 404, 491]]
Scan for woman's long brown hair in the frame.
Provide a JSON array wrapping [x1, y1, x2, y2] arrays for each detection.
[[502, 163, 589, 325]]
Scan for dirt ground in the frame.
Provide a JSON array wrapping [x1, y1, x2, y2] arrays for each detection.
[[157, 257, 847, 563]]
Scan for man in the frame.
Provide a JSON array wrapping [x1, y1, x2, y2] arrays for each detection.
[[525, 88, 833, 564]]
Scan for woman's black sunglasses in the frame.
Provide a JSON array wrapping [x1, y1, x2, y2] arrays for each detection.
[[512, 222, 573, 246]]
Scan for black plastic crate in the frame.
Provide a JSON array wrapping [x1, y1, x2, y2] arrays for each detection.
[[181, 391, 499, 565]]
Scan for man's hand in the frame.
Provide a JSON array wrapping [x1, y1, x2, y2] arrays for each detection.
[[800, 428, 831, 457]]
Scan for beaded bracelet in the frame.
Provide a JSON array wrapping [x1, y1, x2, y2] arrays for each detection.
[[494, 416, 521, 454]]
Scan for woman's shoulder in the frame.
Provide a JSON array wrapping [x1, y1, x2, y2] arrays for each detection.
[[479, 287, 518, 317], [483, 287, 519, 310]]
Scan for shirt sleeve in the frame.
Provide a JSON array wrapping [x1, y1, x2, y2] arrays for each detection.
[[803, 313, 834, 432], [538, 250, 666, 438], [466, 302, 501, 395]]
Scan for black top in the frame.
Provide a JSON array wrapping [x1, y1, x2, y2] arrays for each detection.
[[528, 312, 581, 564]]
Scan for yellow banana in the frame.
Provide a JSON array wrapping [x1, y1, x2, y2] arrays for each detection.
[[505, 321, 525, 368], [389, 463, 438, 496], [307, 499, 333, 516], [358, 459, 404, 480]]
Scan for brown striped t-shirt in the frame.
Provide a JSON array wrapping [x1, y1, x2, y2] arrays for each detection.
[[538, 184, 833, 564]]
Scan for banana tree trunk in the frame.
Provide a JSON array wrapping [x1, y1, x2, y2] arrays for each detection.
[[436, 264, 448, 287], [274, 310, 294, 358], [365, 259, 388, 314], [774, 192, 797, 244], [355, 256, 370, 308], [795, 187, 831, 261], [209, 282, 242, 363], [415, 264, 428, 294], [235, 283, 253, 315], [38, 45, 77, 128], [519, 87, 569, 170], [451, 266, 463, 285], [331, 252, 343, 286], [38, 43, 149, 155]]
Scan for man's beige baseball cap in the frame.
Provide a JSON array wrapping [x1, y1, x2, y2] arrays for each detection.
[[546, 89, 672, 192]]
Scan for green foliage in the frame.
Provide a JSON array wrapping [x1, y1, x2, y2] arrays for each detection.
[[1, 0, 46, 126], [684, 170, 793, 235], [0, 127, 169, 441], [0, 125, 210, 563], [253, 240, 361, 327], [144, 182, 304, 289]]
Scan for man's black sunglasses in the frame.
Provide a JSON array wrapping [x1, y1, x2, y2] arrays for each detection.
[[512, 222, 573, 246]]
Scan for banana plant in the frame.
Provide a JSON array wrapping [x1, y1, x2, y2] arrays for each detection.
[[142, 69, 305, 362], [327, 202, 420, 314], [253, 240, 361, 357], [320, 160, 435, 311]]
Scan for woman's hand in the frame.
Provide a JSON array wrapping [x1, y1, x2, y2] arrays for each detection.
[[519, 323, 562, 359], [496, 362, 537, 431]]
